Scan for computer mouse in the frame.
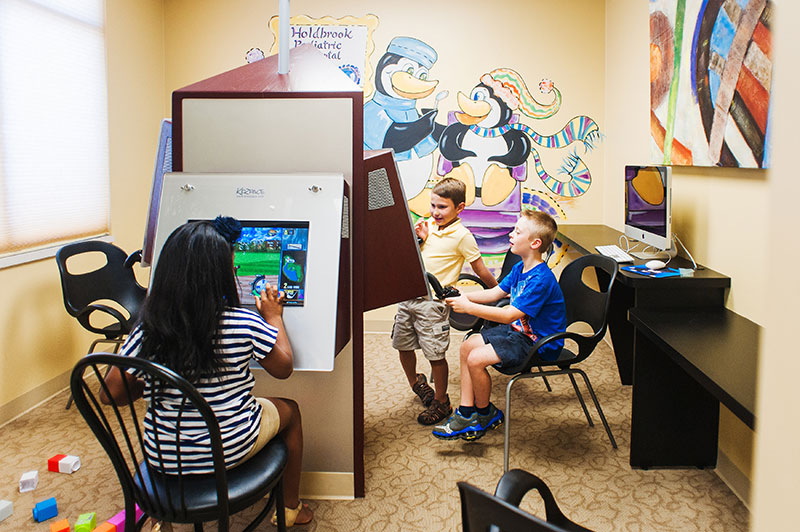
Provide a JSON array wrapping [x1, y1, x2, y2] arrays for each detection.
[[645, 259, 667, 270]]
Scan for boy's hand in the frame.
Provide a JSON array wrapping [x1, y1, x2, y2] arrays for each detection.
[[255, 283, 285, 322], [445, 294, 473, 314], [414, 219, 429, 241]]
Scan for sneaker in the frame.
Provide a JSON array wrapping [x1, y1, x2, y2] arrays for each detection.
[[411, 373, 435, 407], [432, 410, 486, 441], [477, 403, 504, 432], [417, 395, 452, 425]]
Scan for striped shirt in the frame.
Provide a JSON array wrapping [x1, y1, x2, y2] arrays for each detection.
[[121, 307, 278, 474]]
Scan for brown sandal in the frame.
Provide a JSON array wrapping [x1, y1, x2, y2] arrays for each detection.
[[411, 373, 435, 407], [417, 395, 452, 425]]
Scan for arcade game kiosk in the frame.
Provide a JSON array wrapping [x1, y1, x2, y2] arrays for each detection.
[[146, 45, 427, 499]]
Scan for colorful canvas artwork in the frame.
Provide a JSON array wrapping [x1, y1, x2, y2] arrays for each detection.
[[650, 0, 773, 168]]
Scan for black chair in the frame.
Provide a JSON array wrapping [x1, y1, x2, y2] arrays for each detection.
[[497, 254, 618, 471], [459, 468, 593, 532], [71, 353, 289, 532], [56, 241, 147, 408]]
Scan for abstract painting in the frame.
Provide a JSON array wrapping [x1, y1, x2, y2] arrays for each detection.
[[650, 0, 773, 168]]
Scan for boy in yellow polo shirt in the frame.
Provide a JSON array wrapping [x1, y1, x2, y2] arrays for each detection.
[[394, 178, 497, 425]]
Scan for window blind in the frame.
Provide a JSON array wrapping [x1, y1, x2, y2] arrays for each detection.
[[0, 0, 109, 256]]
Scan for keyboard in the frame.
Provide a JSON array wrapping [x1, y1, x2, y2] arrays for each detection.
[[595, 244, 634, 263]]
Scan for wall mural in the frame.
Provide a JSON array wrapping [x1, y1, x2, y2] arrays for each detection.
[[650, 0, 773, 168], [362, 36, 602, 270], [264, 20, 603, 272]]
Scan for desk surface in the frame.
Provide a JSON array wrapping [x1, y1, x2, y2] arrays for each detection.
[[558, 224, 730, 288], [628, 307, 760, 429]]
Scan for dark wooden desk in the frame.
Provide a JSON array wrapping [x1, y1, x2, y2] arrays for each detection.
[[628, 308, 760, 468], [557, 224, 731, 384]]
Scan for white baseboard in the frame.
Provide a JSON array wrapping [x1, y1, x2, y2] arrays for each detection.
[[716, 449, 751, 509]]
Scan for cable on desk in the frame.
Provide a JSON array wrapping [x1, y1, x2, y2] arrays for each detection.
[[673, 233, 698, 270]]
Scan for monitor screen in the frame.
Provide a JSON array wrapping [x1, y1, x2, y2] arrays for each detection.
[[142, 119, 172, 266], [233, 221, 309, 307], [624, 165, 671, 251]]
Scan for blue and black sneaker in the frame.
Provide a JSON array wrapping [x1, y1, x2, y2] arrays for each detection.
[[477, 403, 504, 432], [432, 409, 485, 441]]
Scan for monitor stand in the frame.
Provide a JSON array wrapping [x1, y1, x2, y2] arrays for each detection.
[[630, 241, 677, 260]]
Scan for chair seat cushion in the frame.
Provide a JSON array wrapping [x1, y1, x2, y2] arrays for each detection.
[[496, 347, 578, 375], [134, 436, 288, 523]]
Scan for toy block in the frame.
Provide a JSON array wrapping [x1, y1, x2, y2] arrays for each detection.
[[47, 454, 67, 472], [92, 522, 116, 532], [108, 504, 144, 529], [32, 497, 58, 522], [0, 500, 13, 523], [75, 512, 97, 532], [19, 469, 39, 492], [47, 454, 81, 474], [50, 518, 70, 532]]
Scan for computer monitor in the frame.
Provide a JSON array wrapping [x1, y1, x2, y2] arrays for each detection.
[[141, 119, 172, 266], [232, 220, 309, 307], [624, 165, 672, 259]]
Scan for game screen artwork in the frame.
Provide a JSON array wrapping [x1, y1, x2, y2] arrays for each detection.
[[625, 166, 668, 238], [233, 221, 309, 306]]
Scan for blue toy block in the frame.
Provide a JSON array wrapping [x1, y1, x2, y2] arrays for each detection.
[[0, 500, 13, 522], [32, 497, 58, 522]]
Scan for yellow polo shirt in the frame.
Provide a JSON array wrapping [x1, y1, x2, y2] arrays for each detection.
[[420, 218, 481, 287]]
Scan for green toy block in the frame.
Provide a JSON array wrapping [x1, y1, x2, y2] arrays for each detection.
[[74, 511, 97, 532]]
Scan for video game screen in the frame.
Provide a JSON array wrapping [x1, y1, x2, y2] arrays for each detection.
[[233, 221, 309, 307]]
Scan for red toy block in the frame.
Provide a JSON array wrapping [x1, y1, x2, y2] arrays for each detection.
[[92, 523, 116, 532], [47, 454, 67, 472], [50, 518, 70, 532]]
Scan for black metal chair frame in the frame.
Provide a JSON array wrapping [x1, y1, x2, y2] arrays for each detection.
[[459, 468, 593, 532], [70, 353, 288, 532], [490, 254, 619, 471], [56, 242, 147, 408]]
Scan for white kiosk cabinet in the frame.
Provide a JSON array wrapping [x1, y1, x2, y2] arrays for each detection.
[[151, 172, 344, 372]]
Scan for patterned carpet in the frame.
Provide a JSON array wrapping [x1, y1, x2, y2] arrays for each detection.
[[0, 333, 749, 531]]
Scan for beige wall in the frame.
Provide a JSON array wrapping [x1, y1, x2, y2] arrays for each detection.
[[0, 0, 165, 419], [751, 2, 800, 529]]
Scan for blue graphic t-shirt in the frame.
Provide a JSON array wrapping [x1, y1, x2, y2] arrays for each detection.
[[499, 261, 567, 361]]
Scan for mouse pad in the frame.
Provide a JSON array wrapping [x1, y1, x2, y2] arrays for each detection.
[[621, 265, 680, 278]]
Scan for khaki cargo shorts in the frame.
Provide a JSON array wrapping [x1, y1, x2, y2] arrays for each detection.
[[392, 297, 450, 361]]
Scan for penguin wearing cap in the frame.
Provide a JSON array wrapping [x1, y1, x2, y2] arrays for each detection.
[[364, 36, 445, 204]]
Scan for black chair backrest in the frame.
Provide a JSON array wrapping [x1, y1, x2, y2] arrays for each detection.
[[558, 254, 617, 352], [56, 241, 146, 335], [70, 353, 231, 530], [459, 482, 572, 532], [498, 249, 523, 284]]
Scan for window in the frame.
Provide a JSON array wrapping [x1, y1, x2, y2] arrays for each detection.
[[0, 0, 109, 259]]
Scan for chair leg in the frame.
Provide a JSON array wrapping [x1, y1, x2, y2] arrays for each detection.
[[567, 372, 594, 427], [193, 523, 202, 532], [66, 338, 124, 410], [537, 365, 552, 392], [573, 368, 617, 449], [276, 476, 287, 532], [504, 373, 533, 473]]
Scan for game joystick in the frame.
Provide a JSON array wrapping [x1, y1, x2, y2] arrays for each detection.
[[426, 272, 461, 300]]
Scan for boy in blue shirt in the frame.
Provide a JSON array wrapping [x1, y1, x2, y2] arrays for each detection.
[[433, 209, 566, 441]]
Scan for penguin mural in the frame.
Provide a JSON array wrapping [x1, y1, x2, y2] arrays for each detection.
[[437, 68, 602, 254], [364, 37, 446, 205]]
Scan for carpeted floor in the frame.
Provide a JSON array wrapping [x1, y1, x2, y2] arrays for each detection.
[[0, 332, 749, 531]]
